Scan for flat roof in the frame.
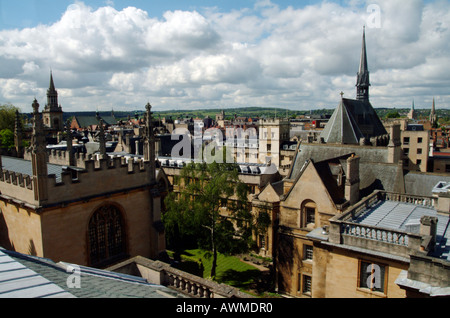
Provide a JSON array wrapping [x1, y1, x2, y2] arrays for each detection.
[[352, 200, 450, 261], [1, 156, 83, 183]]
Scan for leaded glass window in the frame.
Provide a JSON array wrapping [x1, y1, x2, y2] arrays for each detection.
[[88, 205, 126, 267]]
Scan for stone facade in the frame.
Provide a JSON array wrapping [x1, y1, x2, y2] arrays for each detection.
[[0, 101, 166, 268]]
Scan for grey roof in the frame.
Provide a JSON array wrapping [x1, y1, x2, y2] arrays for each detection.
[[1, 156, 83, 183], [73, 114, 117, 128], [0, 248, 187, 298], [0, 249, 75, 298], [352, 200, 450, 261], [405, 172, 450, 197], [320, 98, 387, 144]]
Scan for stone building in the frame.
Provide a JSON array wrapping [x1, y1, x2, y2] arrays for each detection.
[[42, 72, 63, 133], [308, 189, 449, 298], [250, 28, 450, 297], [0, 100, 167, 268]]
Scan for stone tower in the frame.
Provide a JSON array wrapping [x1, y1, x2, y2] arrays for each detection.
[[42, 72, 63, 131]]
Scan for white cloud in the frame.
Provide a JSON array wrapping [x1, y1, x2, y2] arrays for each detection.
[[0, 0, 449, 113]]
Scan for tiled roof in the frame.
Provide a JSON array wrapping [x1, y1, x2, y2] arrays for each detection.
[[0, 248, 187, 298]]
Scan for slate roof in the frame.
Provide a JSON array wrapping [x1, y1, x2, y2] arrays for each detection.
[[1, 156, 83, 183], [320, 98, 387, 144], [0, 248, 187, 298], [72, 114, 117, 129]]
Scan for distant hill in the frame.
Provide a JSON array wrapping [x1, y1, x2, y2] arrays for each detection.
[[59, 106, 450, 123]]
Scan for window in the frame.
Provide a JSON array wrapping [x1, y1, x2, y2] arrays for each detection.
[[403, 148, 409, 156], [302, 275, 312, 295], [303, 245, 313, 261], [302, 201, 317, 228], [259, 235, 266, 250], [403, 137, 410, 145], [88, 204, 126, 267], [267, 144, 272, 152], [359, 261, 387, 294], [306, 207, 315, 225], [417, 137, 423, 143], [417, 148, 422, 155]]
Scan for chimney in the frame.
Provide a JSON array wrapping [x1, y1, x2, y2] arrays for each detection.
[[388, 124, 401, 163], [420, 215, 438, 252], [345, 155, 360, 205]]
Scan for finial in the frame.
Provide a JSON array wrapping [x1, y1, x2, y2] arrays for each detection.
[[32, 98, 40, 113], [340, 91, 345, 99]]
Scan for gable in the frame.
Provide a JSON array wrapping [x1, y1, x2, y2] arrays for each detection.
[[283, 161, 337, 215], [257, 182, 282, 203]]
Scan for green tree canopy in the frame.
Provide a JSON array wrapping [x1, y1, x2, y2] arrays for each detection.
[[163, 161, 263, 279], [0, 129, 14, 150], [0, 104, 21, 132]]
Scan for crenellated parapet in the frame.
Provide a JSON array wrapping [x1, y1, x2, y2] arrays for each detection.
[[0, 154, 158, 207], [0, 170, 33, 190]]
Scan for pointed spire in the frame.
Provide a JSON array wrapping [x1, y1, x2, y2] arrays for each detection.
[[356, 26, 370, 102], [430, 97, 437, 127], [46, 71, 59, 111], [359, 26, 368, 74], [49, 70, 56, 92]]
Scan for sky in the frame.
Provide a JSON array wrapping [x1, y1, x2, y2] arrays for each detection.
[[0, 0, 448, 113]]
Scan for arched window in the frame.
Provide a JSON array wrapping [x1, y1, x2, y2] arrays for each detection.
[[88, 204, 127, 267], [301, 200, 317, 229]]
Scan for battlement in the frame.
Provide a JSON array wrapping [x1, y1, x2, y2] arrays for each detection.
[[0, 170, 33, 189], [0, 155, 156, 207]]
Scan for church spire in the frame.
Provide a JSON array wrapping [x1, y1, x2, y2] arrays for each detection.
[[356, 26, 370, 102], [46, 71, 59, 111], [430, 97, 437, 127]]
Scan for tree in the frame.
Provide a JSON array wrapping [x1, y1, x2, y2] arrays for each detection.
[[163, 161, 257, 279], [0, 104, 21, 132], [0, 129, 14, 150], [386, 111, 400, 119]]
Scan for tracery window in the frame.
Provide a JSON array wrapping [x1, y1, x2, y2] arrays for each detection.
[[88, 204, 126, 267]]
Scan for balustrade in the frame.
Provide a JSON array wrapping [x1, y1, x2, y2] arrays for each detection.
[[341, 222, 408, 246], [167, 272, 213, 298]]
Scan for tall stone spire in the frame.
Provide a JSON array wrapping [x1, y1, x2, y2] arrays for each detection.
[[31, 99, 48, 202], [408, 99, 416, 120], [143, 103, 156, 183], [356, 27, 370, 102], [46, 71, 59, 111], [430, 97, 437, 127]]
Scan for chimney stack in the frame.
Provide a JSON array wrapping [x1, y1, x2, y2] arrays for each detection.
[[345, 154, 360, 205]]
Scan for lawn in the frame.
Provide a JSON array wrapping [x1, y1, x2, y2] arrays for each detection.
[[168, 249, 262, 288]]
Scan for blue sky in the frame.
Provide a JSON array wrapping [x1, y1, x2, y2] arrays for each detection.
[[0, 0, 333, 30], [0, 0, 448, 112]]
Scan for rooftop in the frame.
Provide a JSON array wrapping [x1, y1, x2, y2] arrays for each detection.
[[1, 156, 83, 183], [351, 199, 450, 261], [0, 247, 187, 298]]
